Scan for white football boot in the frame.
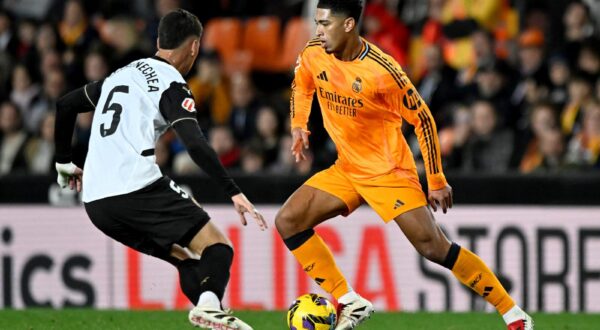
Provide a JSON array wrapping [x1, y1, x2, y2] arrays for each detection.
[[188, 305, 253, 330], [334, 295, 374, 330]]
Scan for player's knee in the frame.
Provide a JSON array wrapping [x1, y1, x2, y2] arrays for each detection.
[[275, 208, 301, 238], [415, 240, 446, 264]]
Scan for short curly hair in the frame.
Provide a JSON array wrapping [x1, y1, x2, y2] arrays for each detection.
[[158, 9, 202, 49], [317, 0, 363, 23]]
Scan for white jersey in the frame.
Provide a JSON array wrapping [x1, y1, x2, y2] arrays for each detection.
[[82, 57, 197, 202]]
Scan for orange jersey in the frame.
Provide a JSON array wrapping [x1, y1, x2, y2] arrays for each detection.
[[291, 38, 447, 190]]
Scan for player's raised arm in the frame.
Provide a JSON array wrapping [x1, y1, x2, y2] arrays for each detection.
[[290, 43, 317, 162], [388, 72, 453, 212], [54, 80, 103, 192], [160, 83, 267, 230]]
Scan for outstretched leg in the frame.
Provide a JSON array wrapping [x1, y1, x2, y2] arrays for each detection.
[[275, 184, 374, 330], [395, 206, 533, 329], [276, 185, 351, 299], [179, 221, 252, 330]]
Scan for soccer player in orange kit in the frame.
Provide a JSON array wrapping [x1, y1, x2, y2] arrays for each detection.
[[274, 1, 533, 329]]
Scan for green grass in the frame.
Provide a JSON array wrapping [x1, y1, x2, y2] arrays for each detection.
[[0, 310, 598, 329]]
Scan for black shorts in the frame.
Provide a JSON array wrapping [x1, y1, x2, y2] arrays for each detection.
[[84, 176, 210, 262]]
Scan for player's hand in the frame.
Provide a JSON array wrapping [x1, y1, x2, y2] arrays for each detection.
[[55, 162, 83, 192], [428, 184, 453, 214], [291, 127, 310, 163], [231, 193, 268, 231]]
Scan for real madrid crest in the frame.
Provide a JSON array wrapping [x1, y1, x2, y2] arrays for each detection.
[[352, 77, 362, 93]]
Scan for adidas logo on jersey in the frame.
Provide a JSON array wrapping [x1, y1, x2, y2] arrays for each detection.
[[317, 71, 328, 81], [181, 97, 196, 112], [393, 199, 404, 209]]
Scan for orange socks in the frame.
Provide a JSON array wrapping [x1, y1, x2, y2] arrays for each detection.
[[285, 229, 350, 300], [446, 243, 515, 314]]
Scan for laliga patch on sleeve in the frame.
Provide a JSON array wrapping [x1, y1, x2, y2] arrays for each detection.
[[181, 97, 196, 112]]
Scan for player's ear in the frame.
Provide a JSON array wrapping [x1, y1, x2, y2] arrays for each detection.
[[189, 38, 200, 57], [344, 17, 355, 33]]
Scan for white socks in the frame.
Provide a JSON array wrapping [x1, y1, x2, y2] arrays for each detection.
[[338, 290, 360, 305], [197, 291, 220, 309], [502, 305, 525, 325]]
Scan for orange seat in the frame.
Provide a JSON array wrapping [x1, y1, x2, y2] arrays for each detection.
[[242, 16, 281, 71], [274, 17, 313, 72], [202, 18, 244, 72]]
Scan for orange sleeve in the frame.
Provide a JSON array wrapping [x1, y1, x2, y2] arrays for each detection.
[[290, 46, 316, 131], [386, 71, 447, 190]]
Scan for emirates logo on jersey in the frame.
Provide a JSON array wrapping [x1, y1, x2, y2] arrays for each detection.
[[181, 97, 196, 112]]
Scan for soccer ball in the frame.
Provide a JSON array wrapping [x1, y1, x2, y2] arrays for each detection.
[[287, 293, 337, 330]]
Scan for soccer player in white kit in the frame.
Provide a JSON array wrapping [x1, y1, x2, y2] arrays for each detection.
[[54, 9, 266, 330]]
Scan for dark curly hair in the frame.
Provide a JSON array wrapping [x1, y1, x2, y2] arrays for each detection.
[[317, 0, 363, 23], [158, 9, 202, 49]]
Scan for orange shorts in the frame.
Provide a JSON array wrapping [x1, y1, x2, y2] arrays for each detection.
[[305, 164, 427, 222]]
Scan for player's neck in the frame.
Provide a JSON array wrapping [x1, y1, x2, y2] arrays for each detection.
[[155, 50, 186, 75], [334, 36, 363, 61]]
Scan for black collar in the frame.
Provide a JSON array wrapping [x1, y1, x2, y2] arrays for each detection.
[[152, 55, 171, 65]]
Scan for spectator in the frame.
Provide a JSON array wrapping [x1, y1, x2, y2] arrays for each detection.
[[441, 0, 501, 31], [466, 60, 515, 128], [25, 112, 55, 174], [35, 23, 62, 55], [548, 54, 571, 108], [145, 0, 181, 43], [10, 64, 40, 115], [577, 40, 600, 76], [438, 103, 471, 170], [566, 100, 600, 168], [228, 72, 261, 141], [0, 10, 17, 100], [511, 28, 550, 109], [363, 1, 409, 66], [457, 28, 496, 86], [209, 125, 240, 168], [0, 101, 29, 175], [418, 43, 459, 124], [252, 105, 281, 167], [39, 49, 63, 80], [83, 51, 109, 82], [517, 102, 560, 172], [521, 129, 566, 173], [58, 0, 97, 56], [239, 143, 265, 174], [102, 17, 147, 70], [187, 50, 231, 129], [457, 100, 514, 172], [28, 69, 66, 134], [561, 71, 595, 136], [174, 125, 240, 175], [563, 1, 596, 65], [16, 19, 37, 60], [0, 10, 18, 54]]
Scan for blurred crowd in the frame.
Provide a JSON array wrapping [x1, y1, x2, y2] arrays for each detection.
[[0, 0, 598, 180]]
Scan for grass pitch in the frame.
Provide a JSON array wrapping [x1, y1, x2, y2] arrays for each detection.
[[0, 310, 598, 329]]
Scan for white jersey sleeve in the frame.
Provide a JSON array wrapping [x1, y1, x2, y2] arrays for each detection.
[[82, 57, 197, 202]]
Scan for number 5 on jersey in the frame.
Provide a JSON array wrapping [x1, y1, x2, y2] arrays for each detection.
[[100, 85, 129, 137], [169, 180, 189, 199]]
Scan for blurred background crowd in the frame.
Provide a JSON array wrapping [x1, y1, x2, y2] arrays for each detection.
[[0, 0, 598, 180]]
